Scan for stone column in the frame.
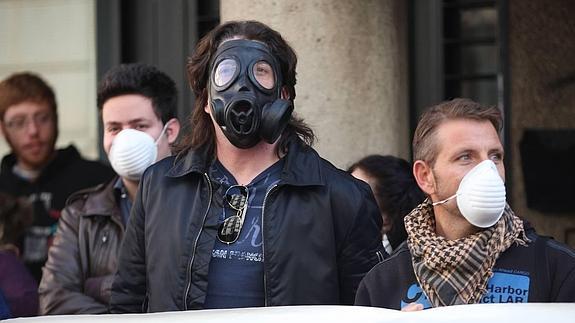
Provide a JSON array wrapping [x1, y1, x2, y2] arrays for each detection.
[[220, 0, 409, 168]]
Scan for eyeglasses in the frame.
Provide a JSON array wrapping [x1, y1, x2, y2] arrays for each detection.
[[217, 185, 249, 244], [3, 112, 54, 133]]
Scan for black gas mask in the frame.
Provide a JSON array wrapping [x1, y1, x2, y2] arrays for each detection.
[[209, 39, 293, 149]]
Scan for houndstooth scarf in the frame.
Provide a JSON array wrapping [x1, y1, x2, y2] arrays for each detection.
[[404, 198, 529, 307]]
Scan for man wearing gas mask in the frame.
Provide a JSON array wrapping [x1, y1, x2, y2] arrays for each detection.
[[39, 63, 181, 314], [110, 21, 383, 313], [355, 98, 575, 310]]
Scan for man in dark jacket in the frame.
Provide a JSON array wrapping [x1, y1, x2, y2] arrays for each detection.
[[355, 98, 575, 310], [110, 20, 383, 313], [0, 72, 114, 283], [38, 64, 181, 314]]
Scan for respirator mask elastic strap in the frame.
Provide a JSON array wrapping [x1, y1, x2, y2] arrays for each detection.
[[154, 120, 171, 145], [432, 193, 457, 206]]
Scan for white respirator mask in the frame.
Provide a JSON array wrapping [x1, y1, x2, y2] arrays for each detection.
[[108, 124, 168, 181], [432, 160, 506, 228]]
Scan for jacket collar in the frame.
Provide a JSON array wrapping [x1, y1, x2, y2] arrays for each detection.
[[166, 145, 212, 178], [166, 139, 325, 187], [279, 139, 324, 187], [80, 177, 122, 223]]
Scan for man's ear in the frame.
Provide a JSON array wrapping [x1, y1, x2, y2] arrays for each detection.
[[281, 87, 290, 100], [413, 160, 436, 196], [204, 91, 212, 113], [165, 118, 181, 145]]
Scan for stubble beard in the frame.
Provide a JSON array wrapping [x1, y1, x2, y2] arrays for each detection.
[[431, 169, 464, 219], [4, 131, 57, 171]]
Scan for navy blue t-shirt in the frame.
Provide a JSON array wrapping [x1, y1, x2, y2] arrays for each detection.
[[204, 159, 284, 309]]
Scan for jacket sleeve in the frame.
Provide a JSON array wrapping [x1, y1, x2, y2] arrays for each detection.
[[548, 239, 575, 302], [38, 202, 108, 314], [554, 266, 575, 301], [109, 180, 148, 313], [338, 183, 384, 305], [354, 278, 374, 306]]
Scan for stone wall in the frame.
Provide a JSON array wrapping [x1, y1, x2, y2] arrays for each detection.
[[509, 0, 575, 246]]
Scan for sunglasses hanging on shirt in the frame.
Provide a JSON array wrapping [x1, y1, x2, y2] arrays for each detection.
[[217, 185, 249, 244]]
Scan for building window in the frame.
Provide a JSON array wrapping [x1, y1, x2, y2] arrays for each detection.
[[443, 0, 498, 105], [409, 0, 508, 142], [0, 0, 99, 159]]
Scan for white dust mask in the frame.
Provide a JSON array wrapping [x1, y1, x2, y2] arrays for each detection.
[[108, 124, 168, 181], [432, 160, 506, 228]]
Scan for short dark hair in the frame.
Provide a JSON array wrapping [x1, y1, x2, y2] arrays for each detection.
[[179, 20, 314, 157], [97, 63, 178, 124], [413, 98, 502, 166], [348, 155, 425, 249], [0, 72, 57, 121], [0, 192, 33, 247]]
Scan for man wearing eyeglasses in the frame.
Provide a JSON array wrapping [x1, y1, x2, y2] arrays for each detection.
[[0, 72, 114, 284], [111, 21, 384, 313]]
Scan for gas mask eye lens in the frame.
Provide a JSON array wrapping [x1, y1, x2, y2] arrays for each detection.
[[253, 61, 275, 89], [214, 58, 237, 87]]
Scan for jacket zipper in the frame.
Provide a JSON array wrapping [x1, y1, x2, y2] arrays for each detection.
[[183, 173, 212, 310], [261, 183, 278, 307], [376, 250, 385, 262]]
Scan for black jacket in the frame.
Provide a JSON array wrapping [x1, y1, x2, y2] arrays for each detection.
[[111, 141, 384, 313], [0, 145, 115, 282], [355, 226, 575, 309]]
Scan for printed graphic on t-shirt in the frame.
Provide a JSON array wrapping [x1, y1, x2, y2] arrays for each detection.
[[211, 215, 264, 263], [28, 192, 52, 210], [209, 163, 270, 265], [401, 283, 432, 309], [22, 192, 58, 263], [479, 270, 530, 303], [400, 270, 531, 309], [23, 226, 53, 263], [204, 159, 283, 308]]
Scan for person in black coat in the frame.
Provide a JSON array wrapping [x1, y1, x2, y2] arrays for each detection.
[[110, 20, 384, 313]]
